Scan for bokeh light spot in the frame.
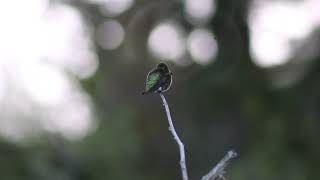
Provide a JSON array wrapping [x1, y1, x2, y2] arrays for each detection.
[[20, 62, 68, 106], [93, 0, 134, 17], [45, 93, 96, 140], [184, 0, 216, 25], [96, 20, 125, 50], [0, 0, 97, 142], [148, 21, 186, 61], [249, 0, 320, 67], [187, 28, 218, 65], [41, 5, 99, 79]]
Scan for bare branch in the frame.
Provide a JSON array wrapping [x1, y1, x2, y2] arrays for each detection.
[[201, 150, 238, 180], [158, 92, 237, 180], [159, 93, 188, 180]]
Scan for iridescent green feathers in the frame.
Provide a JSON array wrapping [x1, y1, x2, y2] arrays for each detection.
[[145, 72, 161, 92], [142, 63, 172, 95]]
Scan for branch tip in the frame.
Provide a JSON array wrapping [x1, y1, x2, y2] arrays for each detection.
[[201, 150, 238, 180]]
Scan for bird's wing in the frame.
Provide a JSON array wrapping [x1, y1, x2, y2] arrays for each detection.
[[161, 74, 172, 92], [145, 71, 160, 92]]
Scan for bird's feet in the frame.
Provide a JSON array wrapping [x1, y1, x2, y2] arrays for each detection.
[[157, 87, 163, 93]]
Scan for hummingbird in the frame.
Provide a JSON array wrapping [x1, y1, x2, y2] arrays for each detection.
[[142, 63, 173, 95]]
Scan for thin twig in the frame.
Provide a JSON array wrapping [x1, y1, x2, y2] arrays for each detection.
[[159, 93, 188, 180], [201, 150, 238, 180]]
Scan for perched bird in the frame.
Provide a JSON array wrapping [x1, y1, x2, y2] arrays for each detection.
[[142, 63, 173, 95]]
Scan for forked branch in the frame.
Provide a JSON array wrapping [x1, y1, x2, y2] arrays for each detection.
[[159, 93, 237, 180]]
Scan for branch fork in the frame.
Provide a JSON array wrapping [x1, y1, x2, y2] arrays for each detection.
[[159, 92, 237, 180]]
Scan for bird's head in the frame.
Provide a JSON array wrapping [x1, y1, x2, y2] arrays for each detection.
[[157, 63, 170, 73]]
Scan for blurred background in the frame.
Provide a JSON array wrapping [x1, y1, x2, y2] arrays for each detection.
[[0, 0, 319, 179]]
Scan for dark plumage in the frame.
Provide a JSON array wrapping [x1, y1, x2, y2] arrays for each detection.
[[142, 63, 173, 95]]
